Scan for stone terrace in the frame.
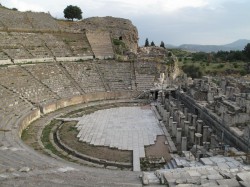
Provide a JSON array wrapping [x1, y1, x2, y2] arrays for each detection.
[[54, 33, 93, 57], [23, 63, 81, 98], [135, 61, 157, 91], [97, 61, 133, 90], [0, 8, 33, 31], [39, 33, 72, 58], [86, 31, 114, 59], [0, 7, 61, 31], [0, 65, 59, 104], [26, 12, 61, 31], [0, 84, 32, 130], [62, 62, 106, 93]]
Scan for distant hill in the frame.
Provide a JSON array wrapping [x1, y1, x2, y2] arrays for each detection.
[[166, 39, 250, 52]]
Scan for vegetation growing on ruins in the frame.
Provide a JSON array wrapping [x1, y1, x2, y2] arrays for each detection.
[[112, 38, 127, 55], [169, 43, 250, 78], [63, 5, 82, 21]]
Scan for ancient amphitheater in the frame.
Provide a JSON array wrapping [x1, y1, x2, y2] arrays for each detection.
[[1, 6, 250, 187]]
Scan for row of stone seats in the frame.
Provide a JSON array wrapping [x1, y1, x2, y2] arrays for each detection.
[[0, 61, 157, 105], [135, 73, 155, 91], [0, 32, 93, 61], [35, 33, 72, 58], [62, 62, 106, 93], [0, 85, 32, 130], [54, 33, 93, 57], [26, 12, 61, 31], [0, 7, 61, 31], [0, 7, 33, 30], [23, 63, 81, 98], [135, 61, 157, 75], [97, 61, 132, 90], [86, 31, 114, 58], [0, 65, 59, 104]]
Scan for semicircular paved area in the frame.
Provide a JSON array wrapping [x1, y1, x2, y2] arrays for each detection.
[[62, 106, 163, 171]]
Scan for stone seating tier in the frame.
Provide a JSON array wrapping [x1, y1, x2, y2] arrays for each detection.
[[97, 61, 132, 90], [135, 73, 155, 91], [135, 61, 158, 75], [0, 8, 61, 31], [54, 33, 93, 57], [0, 8, 33, 30], [63, 62, 106, 93], [86, 32, 114, 58], [0, 66, 59, 104], [0, 85, 32, 129], [23, 63, 81, 98]]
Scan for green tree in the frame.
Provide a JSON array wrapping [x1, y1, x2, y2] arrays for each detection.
[[64, 5, 82, 21], [145, 38, 149, 47], [160, 41, 165, 48], [150, 41, 155, 46], [243, 43, 250, 60]]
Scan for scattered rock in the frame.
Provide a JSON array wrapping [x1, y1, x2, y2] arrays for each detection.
[[6, 168, 15, 173], [19, 167, 30, 172]]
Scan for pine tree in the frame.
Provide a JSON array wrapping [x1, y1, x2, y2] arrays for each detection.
[[150, 41, 155, 46], [145, 38, 149, 47], [160, 41, 165, 48]]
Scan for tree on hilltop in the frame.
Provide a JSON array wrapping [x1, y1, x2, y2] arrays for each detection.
[[64, 5, 82, 21], [160, 41, 165, 48], [145, 38, 149, 47], [150, 41, 155, 46]]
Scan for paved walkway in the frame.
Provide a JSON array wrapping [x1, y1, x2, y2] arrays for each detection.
[[69, 106, 163, 171]]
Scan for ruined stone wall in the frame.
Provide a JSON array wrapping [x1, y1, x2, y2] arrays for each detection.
[[176, 91, 249, 151]]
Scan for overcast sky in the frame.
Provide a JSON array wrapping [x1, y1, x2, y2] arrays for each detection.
[[1, 0, 250, 46]]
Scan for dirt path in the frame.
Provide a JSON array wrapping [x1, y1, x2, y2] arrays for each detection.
[[145, 135, 171, 162], [59, 121, 133, 163]]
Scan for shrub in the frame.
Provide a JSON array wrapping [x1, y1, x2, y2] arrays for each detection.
[[233, 62, 239, 68], [182, 64, 203, 78], [216, 64, 224, 68]]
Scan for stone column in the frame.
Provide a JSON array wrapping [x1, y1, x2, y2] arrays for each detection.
[[165, 112, 170, 126], [181, 137, 187, 151], [160, 105, 165, 116], [197, 120, 203, 133], [169, 117, 173, 134], [184, 121, 190, 136], [189, 126, 195, 144], [195, 133, 202, 146], [203, 126, 209, 142], [210, 134, 217, 149], [165, 99, 169, 111], [176, 128, 182, 144], [188, 113, 192, 123], [172, 122, 177, 137], [192, 115, 197, 127], [173, 109, 178, 121], [162, 92, 165, 104], [180, 104, 185, 113], [180, 116, 185, 129], [184, 108, 188, 120]]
